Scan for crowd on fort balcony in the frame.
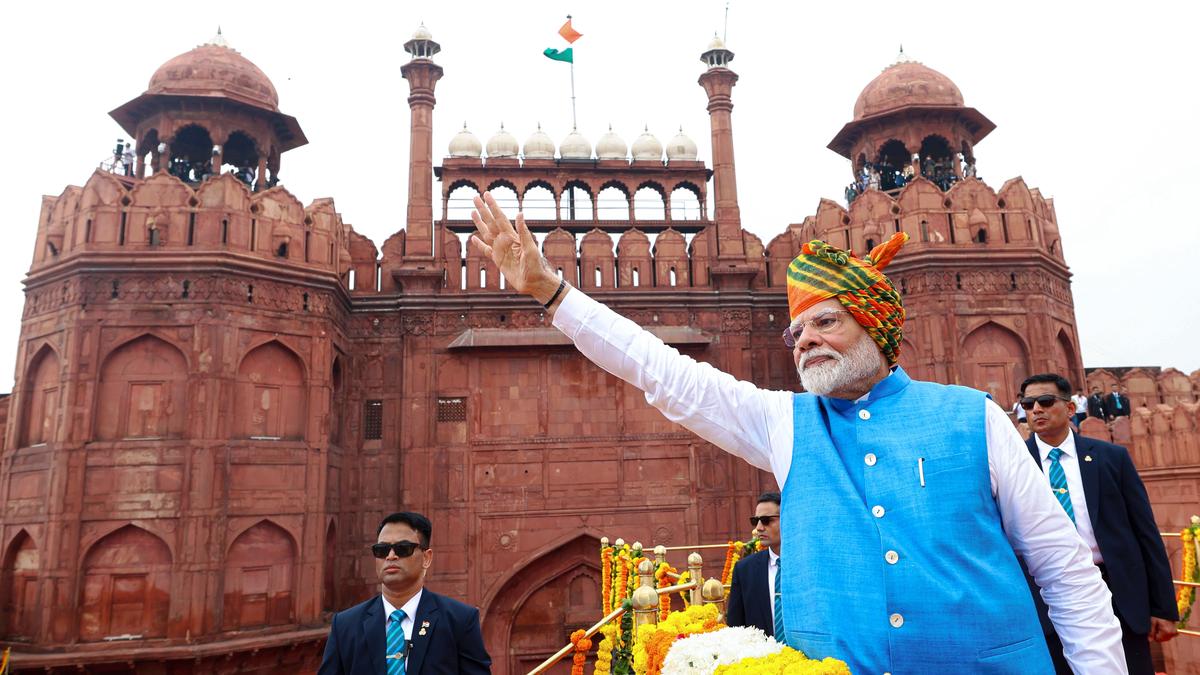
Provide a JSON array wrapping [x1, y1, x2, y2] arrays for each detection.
[[845, 153, 977, 204]]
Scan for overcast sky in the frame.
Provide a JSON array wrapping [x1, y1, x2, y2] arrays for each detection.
[[0, 1, 1197, 391]]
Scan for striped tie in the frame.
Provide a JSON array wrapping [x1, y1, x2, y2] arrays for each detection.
[[1047, 448, 1075, 524], [773, 558, 785, 643], [387, 609, 407, 675]]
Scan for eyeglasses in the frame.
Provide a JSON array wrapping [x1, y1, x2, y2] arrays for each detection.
[[371, 541, 425, 559], [782, 310, 852, 348], [1019, 394, 1071, 411], [749, 515, 779, 527]]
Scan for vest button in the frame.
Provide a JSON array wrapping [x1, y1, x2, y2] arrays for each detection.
[[864, 453, 877, 466], [858, 409, 871, 420], [872, 505, 885, 518], [885, 550, 899, 564], [890, 613, 904, 628]]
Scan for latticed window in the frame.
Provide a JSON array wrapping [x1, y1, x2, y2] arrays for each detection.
[[363, 400, 383, 440], [437, 397, 466, 422]]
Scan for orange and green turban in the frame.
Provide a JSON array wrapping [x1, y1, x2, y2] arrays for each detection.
[[786, 232, 909, 364]]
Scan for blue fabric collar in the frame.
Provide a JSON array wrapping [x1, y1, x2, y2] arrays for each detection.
[[825, 365, 910, 413]]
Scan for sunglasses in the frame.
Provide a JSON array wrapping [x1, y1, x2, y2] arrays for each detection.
[[749, 515, 779, 527], [371, 541, 425, 559], [1019, 394, 1071, 411]]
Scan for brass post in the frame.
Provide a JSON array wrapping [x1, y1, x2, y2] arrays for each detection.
[[702, 577, 726, 622], [687, 552, 703, 606]]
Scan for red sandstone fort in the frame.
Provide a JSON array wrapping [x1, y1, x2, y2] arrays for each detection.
[[1, 26, 1198, 675]]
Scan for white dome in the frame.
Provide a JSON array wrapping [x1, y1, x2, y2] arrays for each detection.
[[523, 124, 555, 159], [559, 128, 592, 159], [706, 34, 726, 51], [485, 125, 519, 158], [665, 127, 698, 161], [596, 126, 628, 160], [631, 127, 664, 161], [448, 122, 482, 158], [412, 23, 433, 40]]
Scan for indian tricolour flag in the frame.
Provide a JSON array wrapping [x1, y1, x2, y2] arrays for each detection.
[[544, 16, 582, 63]]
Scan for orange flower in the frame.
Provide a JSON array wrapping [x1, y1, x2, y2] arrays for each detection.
[[570, 629, 592, 675]]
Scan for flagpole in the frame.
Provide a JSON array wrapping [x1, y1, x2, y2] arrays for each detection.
[[567, 14, 577, 129]]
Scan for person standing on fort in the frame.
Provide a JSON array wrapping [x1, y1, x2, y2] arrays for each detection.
[[1088, 385, 1108, 420], [468, 192, 1123, 674], [1070, 389, 1088, 426], [1020, 373, 1177, 674], [726, 491, 782, 637], [1106, 384, 1132, 420]]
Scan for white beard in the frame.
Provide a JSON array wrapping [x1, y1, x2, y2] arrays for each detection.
[[797, 333, 886, 396]]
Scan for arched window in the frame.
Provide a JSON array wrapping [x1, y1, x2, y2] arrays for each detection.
[[633, 185, 665, 220], [96, 335, 188, 441], [596, 184, 630, 220], [221, 131, 259, 187], [522, 183, 556, 220], [562, 181, 593, 220], [169, 124, 216, 183], [2, 531, 39, 639], [919, 135, 955, 190], [235, 342, 306, 440], [79, 526, 171, 641], [486, 183, 519, 215], [876, 139, 910, 191], [446, 181, 480, 220], [18, 346, 60, 447], [223, 521, 296, 629], [669, 185, 702, 220]]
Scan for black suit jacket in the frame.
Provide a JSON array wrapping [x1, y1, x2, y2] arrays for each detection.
[[1024, 433, 1178, 634], [725, 550, 774, 635], [319, 590, 492, 675], [1086, 394, 1107, 419], [1104, 392, 1131, 417]]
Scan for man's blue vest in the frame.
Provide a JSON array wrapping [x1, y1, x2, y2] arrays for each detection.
[[780, 367, 1052, 673]]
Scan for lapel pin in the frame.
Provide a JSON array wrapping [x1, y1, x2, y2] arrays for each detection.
[[422, 620, 430, 627], [1084, 455, 1093, 462], [418, 628, 427, 636]]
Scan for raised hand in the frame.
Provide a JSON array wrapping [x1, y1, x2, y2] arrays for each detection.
[[469, 192, 562, 304]]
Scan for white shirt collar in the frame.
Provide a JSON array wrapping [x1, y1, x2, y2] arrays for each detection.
[[768, 547, 780, 566], [382, 588, 423, 623], [1034, 430, 1076, 462]]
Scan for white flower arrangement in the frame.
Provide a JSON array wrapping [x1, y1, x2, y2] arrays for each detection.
[[661, 626, 784, 675]]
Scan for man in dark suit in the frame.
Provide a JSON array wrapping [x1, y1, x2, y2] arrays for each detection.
[[1105, 384, 1131, 419], [1020, 374, 1177, 675], [726, 492, 781, 638], [1087, 386, 1107, 420], [319, 512, 491, 675]]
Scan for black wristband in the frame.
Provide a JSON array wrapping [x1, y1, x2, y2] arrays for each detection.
[[543, 279, 567, 309]]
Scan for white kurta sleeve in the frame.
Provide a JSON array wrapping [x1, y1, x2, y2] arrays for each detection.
[[985, 400, 1126, 674], [551, 288, 795, 482]]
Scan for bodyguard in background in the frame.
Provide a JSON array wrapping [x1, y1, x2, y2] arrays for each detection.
[[1020, 373, 1177, 675], [319, 512, 491, 675], [726, 492, 782, 638]]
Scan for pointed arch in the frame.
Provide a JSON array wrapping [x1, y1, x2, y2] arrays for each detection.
[[235, 340, 307, 440], [961, 321, 1030, 407], [18, 344, 61, 447], [222, 520, 297, 630], [79, 525, 172, 641], [95, 334, 188, 441], [481, 533, 602, 675], [2, 529, 39, 639]]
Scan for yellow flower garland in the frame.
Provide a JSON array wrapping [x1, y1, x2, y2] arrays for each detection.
[[1177, 516, 1200, 626], [631, 604, 722, 675], [713, 647, 851, 675]]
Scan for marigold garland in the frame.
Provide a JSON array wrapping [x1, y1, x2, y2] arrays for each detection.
[[675, 570, 691, 607], [721, 541, 745, 587], [654, 562, 677, 620], [601, 544, 615, 615], [592, 623, 618, 675], [570, 629, 593, 675], [1178, 516, 1200, 627], [631, 604, 722, 675], [713, 646, 851, 674]]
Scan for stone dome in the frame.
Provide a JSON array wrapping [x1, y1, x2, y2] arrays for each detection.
[[148, 33, 279, 112], [665, 127, 698, 161], [411, 23, 433, 40], [523, 125, 556, 159], [559, 129, 592, 159], [596, 126, 628, 160], [485, 125, 519, 158], [631, 127, 664, 161], [853, 60, 963, 121], [448, 123, 482, 158]]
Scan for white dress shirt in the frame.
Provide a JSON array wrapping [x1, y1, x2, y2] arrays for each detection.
[[1035, 432, 1103, 564], [552, 288, 1124, 674], [767, 548, 780, 633], [382, 588, 423, 644]]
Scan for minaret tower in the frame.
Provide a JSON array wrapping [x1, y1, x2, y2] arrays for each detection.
[[697, 35, 745, 261], [397, 23, 444, 289]]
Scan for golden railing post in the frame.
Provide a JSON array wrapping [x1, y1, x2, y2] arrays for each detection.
[[702, 577, 726, 622], [632, 559, 659, 628], [688, 552, 704, 606], [654, 544, 667, 567]]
